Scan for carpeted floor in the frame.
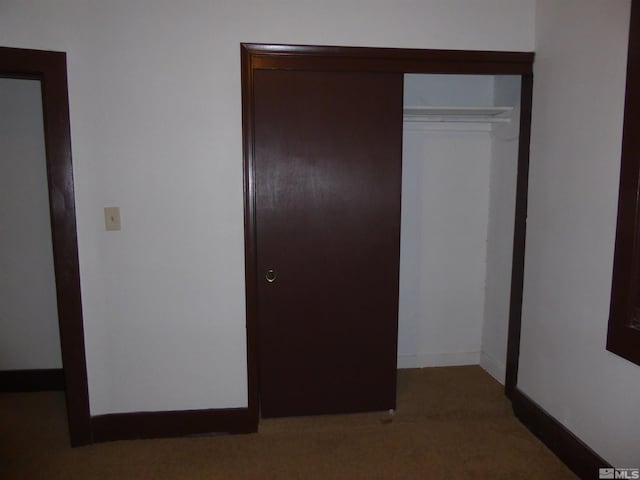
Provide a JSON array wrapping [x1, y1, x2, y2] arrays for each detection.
[[0, 366, 576, 479]]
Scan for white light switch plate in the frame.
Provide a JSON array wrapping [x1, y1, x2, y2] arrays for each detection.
[[104, 207, 121, 231]]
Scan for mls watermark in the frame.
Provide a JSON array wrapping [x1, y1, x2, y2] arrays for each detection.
[[600, 468, 640, 479]]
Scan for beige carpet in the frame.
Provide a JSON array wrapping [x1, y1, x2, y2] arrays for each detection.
[[0, 366, 575, 479]]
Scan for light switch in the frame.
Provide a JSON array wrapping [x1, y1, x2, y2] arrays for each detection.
[[104, 207, 121, 231]]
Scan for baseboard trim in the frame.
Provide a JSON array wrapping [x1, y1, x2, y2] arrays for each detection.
[[397, 352, 481, 369], [479, 352, 505, 385], [91, 407, 257, 442], [511, 388, 611, 479], [0, 368, 65, 392]]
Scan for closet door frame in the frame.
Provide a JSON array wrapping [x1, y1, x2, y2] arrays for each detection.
[[241, 44, 534, 425]]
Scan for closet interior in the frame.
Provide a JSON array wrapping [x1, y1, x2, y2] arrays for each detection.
[[398, 74, 522, 384]]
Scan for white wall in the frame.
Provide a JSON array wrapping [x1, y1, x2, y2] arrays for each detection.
[[520, 0, 640, 465], [480, 76, 521, 383], [399, 122, 492, 368], [0, 78, 62, 370], [403, 74, 495, 107], [0, 0, 535, 415]]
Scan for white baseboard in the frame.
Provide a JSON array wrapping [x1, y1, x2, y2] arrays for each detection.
[[397, 352, 481, 369], [479, 352, 506, 385], [397, 351, 506, 385]]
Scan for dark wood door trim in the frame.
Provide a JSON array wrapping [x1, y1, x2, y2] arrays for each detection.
[[0, 369, 65, 392], [606, 0, 640, 366], [244, 43, 534, 74], [505, 73, 534, 396], [0, 46, 91, 446], [242, 43, 535, 424]]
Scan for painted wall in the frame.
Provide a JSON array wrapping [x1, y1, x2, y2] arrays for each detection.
[[0, 78, 62, 370], [0, 0, 535, 415], [403, 74, 495, 107], [399, 122, 492, 368], [480, 75, 521, 383], [520, 0, 640, 465]]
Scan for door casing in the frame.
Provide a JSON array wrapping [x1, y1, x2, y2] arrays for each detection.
[[0, 46, 91, 446], [241, 43, 534, 426]]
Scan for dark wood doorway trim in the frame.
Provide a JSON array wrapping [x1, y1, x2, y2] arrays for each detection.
[[0, 46, 91, 446], [241, 43, 534, 426], [504, 74, 534, 396]]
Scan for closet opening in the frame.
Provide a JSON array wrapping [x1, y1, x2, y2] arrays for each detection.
[[241, 44, 534, 428], [399, 74, 522, 385]]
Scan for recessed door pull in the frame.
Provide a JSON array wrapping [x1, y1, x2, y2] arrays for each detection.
[[265, 269, 276, 283]]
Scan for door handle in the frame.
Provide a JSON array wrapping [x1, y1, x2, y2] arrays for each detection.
[[265, 269, 276, 283]]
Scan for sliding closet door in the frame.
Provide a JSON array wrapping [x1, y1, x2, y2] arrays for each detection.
[[254, 70, 403, 417]]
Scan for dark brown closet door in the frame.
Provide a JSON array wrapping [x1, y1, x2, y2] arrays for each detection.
[[254, 69, 403, 417]]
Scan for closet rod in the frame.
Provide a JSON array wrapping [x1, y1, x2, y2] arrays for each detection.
[[403, 106, 513, 124]]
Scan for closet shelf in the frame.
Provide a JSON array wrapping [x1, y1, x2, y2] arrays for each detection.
[[403, 106, 513, 124]]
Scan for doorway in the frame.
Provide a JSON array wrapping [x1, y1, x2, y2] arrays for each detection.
[[0, 47, 91, 446], [0, 77, 64, 389], [241, 44, 533, 423]]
